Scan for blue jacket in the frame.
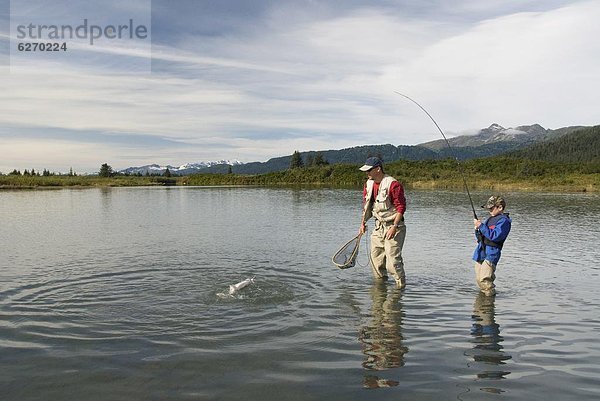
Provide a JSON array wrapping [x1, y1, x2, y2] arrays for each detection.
[[472, 213, 512, 265]]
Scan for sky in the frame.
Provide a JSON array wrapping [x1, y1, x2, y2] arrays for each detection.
[[0, 0, 598, 173]]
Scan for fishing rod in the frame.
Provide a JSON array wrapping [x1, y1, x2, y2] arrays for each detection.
[[394, 91, 478, 219]]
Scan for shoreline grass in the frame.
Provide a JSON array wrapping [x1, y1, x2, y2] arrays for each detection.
[[2, 158, 598, 193], [2, 175, 598, 193]]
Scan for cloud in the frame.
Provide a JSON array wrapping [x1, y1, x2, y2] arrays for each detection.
[[378, 1, 600, 130], [0, 0, 598, 172]]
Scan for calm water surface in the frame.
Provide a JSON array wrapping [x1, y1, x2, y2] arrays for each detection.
[[1, 187, 599, 400]]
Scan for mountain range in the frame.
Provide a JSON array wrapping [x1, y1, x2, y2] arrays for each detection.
[[119, 123, 591, 175], [419, 123, 583, 150], [120, 160, 243, 176]]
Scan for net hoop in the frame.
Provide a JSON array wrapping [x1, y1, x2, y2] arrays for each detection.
[[332, 233, 363, 269]]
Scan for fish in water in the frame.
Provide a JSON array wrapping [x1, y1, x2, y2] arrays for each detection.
[[229, 277, 255, 295]]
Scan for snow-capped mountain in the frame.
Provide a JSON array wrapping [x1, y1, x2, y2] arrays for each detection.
[[420, 123, 551, 150], [120, 160, 243, 175]]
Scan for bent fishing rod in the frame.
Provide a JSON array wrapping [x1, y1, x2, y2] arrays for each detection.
[[394, 91, 478, 219]]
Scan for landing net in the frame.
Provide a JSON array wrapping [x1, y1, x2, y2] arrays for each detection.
[[332, 233, 363, 269]]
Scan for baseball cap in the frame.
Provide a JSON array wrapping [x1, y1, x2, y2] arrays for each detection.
[[481, 195, 506, 210], [359, 157, 383, 172]]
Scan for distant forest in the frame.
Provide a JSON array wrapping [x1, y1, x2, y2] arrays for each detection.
[[509, 126, 600, 164], [1, 126, 598, 192]]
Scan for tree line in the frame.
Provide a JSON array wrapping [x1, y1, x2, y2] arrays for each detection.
[[508, 125, 600, 165], [289, 150, 330, 169], [6, 167, 76, 176], [2, 156, 598, 192]]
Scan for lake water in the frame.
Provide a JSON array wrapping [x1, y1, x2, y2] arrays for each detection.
[[1, 187, 599, 400]]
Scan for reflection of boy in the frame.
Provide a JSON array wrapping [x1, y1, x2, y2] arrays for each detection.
[[473, 196, 512, 296], [470, 292, 511, 380]]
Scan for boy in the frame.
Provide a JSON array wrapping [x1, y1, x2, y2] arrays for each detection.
[[473, 196, 511, 296]]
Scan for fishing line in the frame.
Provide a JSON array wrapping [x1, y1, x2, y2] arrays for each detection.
[[394, 91, 478, 219]]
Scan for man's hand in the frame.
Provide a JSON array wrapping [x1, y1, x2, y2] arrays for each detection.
[[386, 225, 397, 239]]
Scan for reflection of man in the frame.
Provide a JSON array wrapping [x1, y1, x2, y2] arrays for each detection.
[[469, 292, 511, 385], [359, 283, 408, 388]]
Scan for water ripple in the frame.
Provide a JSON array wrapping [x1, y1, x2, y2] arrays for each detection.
[[1, 188, 599, 400]]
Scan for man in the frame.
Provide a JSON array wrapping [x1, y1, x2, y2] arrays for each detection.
[[473, 196, 512, 296], [358, 157, 407, 288]]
